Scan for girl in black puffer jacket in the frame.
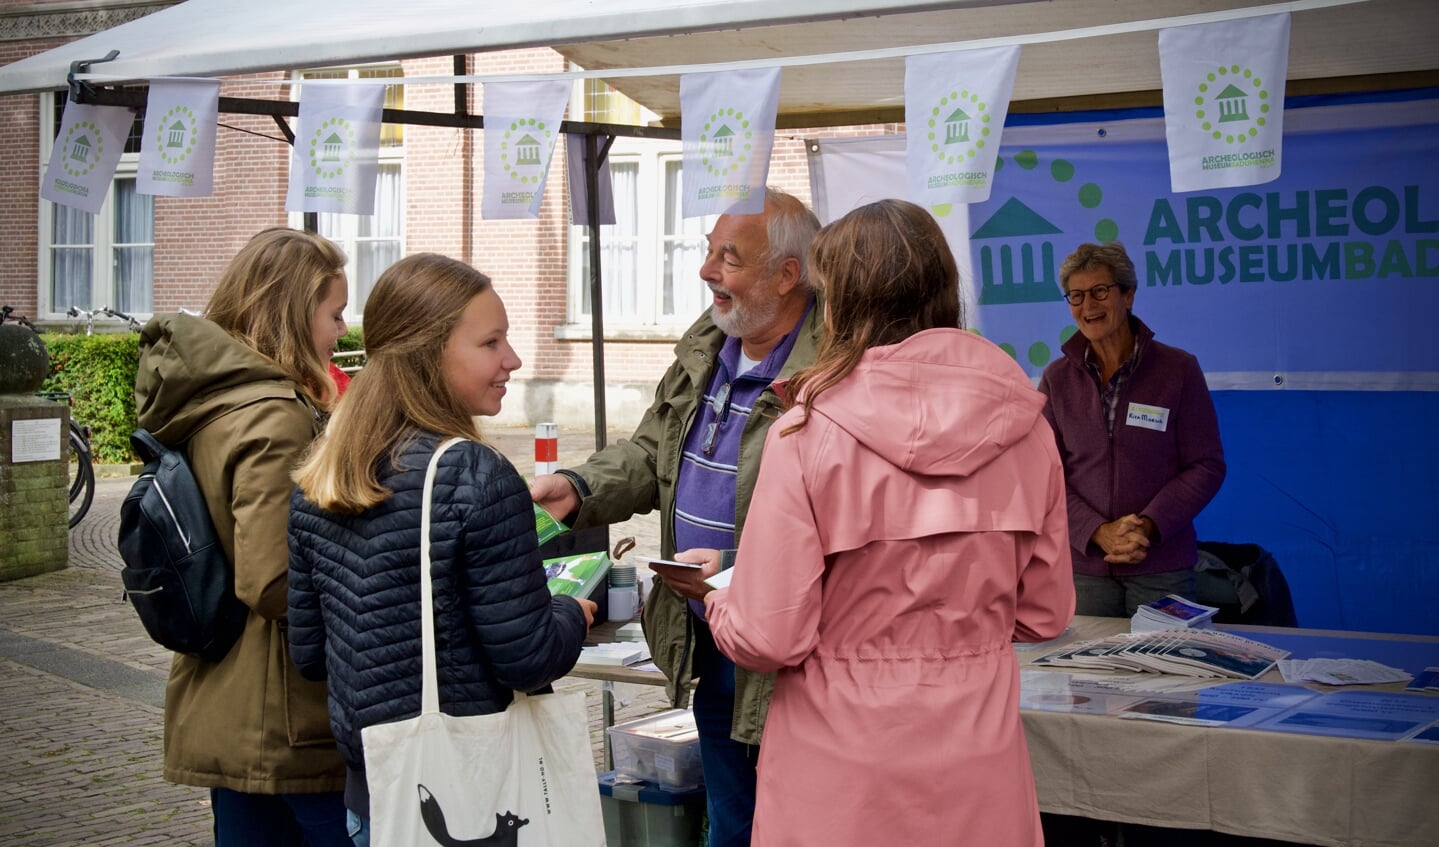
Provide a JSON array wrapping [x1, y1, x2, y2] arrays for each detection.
[[287, 253, 596, 846]]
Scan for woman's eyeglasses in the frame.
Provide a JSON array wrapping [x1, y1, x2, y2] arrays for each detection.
[[701, 382, 732, 455], [1062, 283, 1116, 306]]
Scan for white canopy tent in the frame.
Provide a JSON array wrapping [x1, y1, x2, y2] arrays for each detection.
[[3, 0, 1435, 442], [1, 0, 1435, 116]]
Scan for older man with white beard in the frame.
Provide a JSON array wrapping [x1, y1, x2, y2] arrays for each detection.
[[530, 187, 820, 847]]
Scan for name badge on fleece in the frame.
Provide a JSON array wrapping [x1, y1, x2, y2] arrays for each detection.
[[1126, 403, 1169, 432]]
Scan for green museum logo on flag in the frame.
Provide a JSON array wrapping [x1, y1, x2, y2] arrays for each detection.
[[61, 121, 103, 178], [700, 108, 752, 177], [481, 80, 570, 220], [926, 89, 993, 172], [1159, 12, 1289, 192], [1192, 64, 1273, 147], [139, 78, 219, 197], [307, 117, 357, 180], [500, 118, 555, 188], [155, 105, 198, 166], [904, 46, 1019, 206]]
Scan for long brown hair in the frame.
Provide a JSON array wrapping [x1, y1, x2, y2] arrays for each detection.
[[783, 199, 962, 435], [205, 227, 347, 407], [294, 253, 496, 513]]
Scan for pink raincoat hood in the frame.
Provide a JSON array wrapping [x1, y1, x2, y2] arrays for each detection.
[[797, 328, 1045, 479]]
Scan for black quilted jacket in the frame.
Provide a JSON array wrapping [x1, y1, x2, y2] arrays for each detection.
[[287, 434, 587, 814]]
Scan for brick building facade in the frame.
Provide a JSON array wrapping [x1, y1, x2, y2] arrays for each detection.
[[1, 0, 899, 430]]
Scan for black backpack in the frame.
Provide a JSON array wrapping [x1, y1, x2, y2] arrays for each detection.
[[1195, 541, 1299, 628], [118, 429, 249, 662]]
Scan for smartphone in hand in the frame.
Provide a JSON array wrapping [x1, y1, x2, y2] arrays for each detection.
[[635, 555, 704, 569]]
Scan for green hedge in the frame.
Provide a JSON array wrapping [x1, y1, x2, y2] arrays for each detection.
[[41, 332, 141, 464], [38, 327, 366, 465]]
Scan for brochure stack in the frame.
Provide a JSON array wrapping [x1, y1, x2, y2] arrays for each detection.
[[1031, 629, 1289, 679], [1131, 594, 1220, 633]]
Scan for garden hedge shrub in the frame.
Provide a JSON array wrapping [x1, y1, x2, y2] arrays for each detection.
[[38, 326, 365, 465]]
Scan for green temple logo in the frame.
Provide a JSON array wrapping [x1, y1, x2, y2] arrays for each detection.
[[60, 120, 103, 178], [155, 105, 199, 166], [500, 118, 554, 185], [320, 133, 344, 162], [710, 125, 735, 157], [926, 89, 991, 165], [972, 197, 1064, 306], [515, 134, 542, 165], [68, 134, 91, 163], [700, 108, 752, 177], [944, 107, 972, 144], [307, 117, 357, 179], [1192, 65, 1271, 145]]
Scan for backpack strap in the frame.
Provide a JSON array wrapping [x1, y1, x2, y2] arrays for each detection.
[[130, 428, 165, 463]]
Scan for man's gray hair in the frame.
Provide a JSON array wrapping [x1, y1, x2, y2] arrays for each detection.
[[762, 187, 822, 290]]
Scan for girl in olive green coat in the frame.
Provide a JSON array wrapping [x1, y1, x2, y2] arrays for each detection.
[[134, 228, 351, 847]]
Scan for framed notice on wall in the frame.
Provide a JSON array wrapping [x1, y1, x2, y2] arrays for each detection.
[[11, 418, 61, 463]]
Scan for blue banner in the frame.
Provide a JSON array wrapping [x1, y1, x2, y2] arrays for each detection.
[[967, 98, 1439, 389], [810, 96, 1439, 389], [807, 95, 1439, 634]]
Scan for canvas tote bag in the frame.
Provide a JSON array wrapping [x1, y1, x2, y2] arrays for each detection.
[[362, 438, 606, 846]]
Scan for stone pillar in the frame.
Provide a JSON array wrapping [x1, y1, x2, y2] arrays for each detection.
[[0, 397, 71, 580]]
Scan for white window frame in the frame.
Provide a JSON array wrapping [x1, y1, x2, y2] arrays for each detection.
[[286, 65, 407, 321], [565, 137, 717, 336], [37, 92, 153, 322]]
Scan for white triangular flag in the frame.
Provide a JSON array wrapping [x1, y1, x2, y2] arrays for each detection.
[[680, 67, 780, 217], [482, 80, 570, 220], [138, 78, 220, 197], [905, 45, 1020, 208], [40, 103, 133, 214], [285, 82, 385, 214], [1160, 12, 1290, 192]]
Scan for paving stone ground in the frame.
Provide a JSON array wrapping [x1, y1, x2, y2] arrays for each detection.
[[0, 425, 667, 846]]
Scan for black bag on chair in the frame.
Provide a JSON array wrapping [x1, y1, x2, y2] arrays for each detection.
[[1195, 541, 1298, 627]]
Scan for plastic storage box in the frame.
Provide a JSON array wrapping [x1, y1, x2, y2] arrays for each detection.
[[598, 770, 705, 847], [606, 708, 704, 791]]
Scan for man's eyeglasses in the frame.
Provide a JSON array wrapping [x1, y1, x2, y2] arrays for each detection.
[[701, 382, 733, 456], [1062, 283, 1117, 306]]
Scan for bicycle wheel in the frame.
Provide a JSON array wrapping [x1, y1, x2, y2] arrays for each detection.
[[68, 423, 95, 528]]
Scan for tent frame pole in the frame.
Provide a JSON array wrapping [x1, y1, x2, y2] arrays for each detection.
[[584, 133, 617, 452]]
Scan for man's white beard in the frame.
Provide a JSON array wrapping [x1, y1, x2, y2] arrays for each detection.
[[710, 280, 779, 339]]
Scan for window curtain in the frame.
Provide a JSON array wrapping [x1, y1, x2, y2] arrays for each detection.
[[355, 163, 403, 312], [50, 205, 93, 312], [581, 162, 639, 320], [113, 179, 154, 313], [663, 161, 711, 319]]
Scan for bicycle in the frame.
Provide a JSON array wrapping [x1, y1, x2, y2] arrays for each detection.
[[1, 305, 96, 527], [101, 306, 144, 332], [65, 305, 103, 335]]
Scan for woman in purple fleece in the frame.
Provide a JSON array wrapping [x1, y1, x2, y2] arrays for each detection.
[[1037, 241, 1226, 618]]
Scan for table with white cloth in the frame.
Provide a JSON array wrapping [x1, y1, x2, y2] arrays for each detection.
[[1020, 616, 1439, 847], [571, 616, 1439, 846]]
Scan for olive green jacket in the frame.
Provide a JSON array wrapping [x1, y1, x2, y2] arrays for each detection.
[[135, 314, 345, 794], [569, 305, 822, 746]]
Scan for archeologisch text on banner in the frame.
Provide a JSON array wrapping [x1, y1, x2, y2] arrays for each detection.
[[808, 97, 1439, 390]]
